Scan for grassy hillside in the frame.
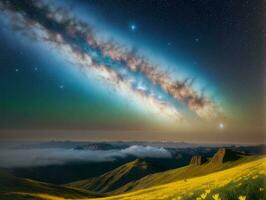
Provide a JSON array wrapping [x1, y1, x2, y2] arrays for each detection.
[[66, 159, 164, 193], [87, 156, 266, 200], [1, 156, 264, 200], [0, 169, 104, 200], [110, 149, 252, 194]]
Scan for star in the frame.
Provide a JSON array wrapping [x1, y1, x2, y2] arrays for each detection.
[[15, 68, 19, 72], [59, 85, 64, 89], [34, 67, 38, 71], [195, 38, 199, 42], [130, 24, 136, 31], [218, 123, 224, 130], [167, 42, 172, 46]]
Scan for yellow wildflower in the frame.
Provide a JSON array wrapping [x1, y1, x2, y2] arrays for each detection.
[[201, 193, 207, 199], [196, 197, 202, 200], [252, 175, 258, 179], [238, 195, 246, 200], [205, 189, 211, 194], [259, 187, 264, 191], [212, 193, 221, 200]]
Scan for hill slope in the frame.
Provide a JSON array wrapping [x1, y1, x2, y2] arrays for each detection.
[[0, 169, 103, 200], [88, 156, 266, 200], [110, 148, 249, 194], [66, 159, 163, 193]]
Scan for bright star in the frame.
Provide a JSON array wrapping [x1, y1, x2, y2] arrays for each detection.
[[59, 85, 64, 89], [15, 68, 19, 72], [130, 24, 136, 31], [218, 123, 224, 129], [34, 67, 38, 71]]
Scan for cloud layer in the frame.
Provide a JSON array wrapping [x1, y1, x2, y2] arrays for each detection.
[[0, 145, 172, 168]]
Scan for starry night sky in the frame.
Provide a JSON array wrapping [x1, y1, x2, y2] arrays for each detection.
[[0, 0, 264, 143]]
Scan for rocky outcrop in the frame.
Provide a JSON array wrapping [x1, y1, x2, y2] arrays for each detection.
[[210, 148, 244, 164], [190, 155, 206, 166]]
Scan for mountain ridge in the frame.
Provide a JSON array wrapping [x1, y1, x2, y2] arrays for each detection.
[[66, 159, 164, 193], [88, 156, 266, 200], [109, 148, 250, 194], [67, 148, 249, 194]]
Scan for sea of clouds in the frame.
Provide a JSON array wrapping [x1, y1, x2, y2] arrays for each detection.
[[0, 145, 172, 168]]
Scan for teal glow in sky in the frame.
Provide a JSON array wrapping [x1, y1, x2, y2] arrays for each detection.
[[0, 0, 264, 143]]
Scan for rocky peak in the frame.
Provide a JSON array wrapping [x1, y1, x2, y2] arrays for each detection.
[[211, 148, 243, 164], [190, 155, 206, 166]]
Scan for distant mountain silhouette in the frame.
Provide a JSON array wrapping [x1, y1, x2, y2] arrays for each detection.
[[10, 144, 263, 184], [74, 143, 122, 150]]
